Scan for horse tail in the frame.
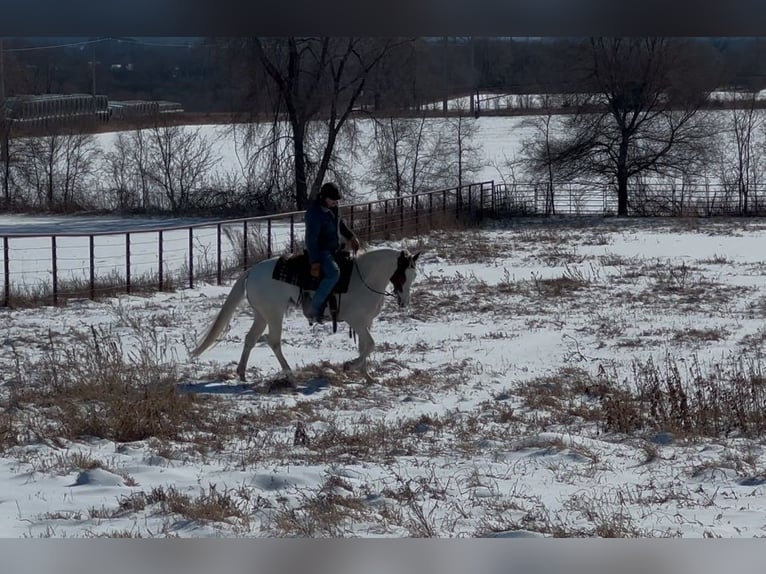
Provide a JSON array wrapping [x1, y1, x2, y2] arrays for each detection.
[[191, 271, 248, 356]]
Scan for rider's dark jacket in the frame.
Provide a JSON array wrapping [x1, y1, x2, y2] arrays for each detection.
[[304, 199, 356, 264]]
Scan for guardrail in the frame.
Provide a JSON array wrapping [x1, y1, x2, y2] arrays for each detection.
[[1, 181, 496, 307]]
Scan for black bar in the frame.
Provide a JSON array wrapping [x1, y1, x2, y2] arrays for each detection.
[[399, 197, 404, 235], [125, 232, 131, 295], [217, 223, 222, 285], [3, 236, 9, 307], [89, 235, 95, 300], [367, 204, 372, 242], [243, 220, 248, 269], [188, 227, 194, 289], [52, 236, 58, 305], [415, 195, 419, 235], [429, 192, 433, 229], [158, 230, 164, 291]]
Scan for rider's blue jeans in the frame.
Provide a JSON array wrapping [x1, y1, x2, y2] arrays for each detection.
[[312, 251, 340, 316]]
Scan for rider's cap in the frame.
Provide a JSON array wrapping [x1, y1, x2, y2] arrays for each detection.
[[319, 182, 341, 200]]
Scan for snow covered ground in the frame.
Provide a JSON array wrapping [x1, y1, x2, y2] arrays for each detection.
[[3, 216, 766, 538]]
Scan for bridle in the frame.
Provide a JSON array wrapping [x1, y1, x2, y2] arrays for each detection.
[[354, 250, 414, 302]]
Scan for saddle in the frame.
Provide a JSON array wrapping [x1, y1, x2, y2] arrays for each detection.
[[272, 250, 355, 332]]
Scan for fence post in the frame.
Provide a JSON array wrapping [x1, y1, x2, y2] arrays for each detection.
[[267, 218, 272, 258], [217, 223, 222, 286], [429, 192, 433, 230], [399, 197, 404, 236], [290, 215, 295, 252], [3, 236, 9, 307], [188, 227, 194, 289], [415, 195, 419, 235], [158, 230, 164, 291], [89, 235, 95, 300], [52, 236, 58, 305], [125, 232, 131, 295], [367, 204, 372, 242]]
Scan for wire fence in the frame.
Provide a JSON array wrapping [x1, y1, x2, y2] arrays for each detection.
[[1, 181, 496, 307], [495, 182, 766, 217], [7, 179, 765, 307]]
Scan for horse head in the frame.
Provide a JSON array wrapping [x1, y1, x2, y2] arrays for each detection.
[[390, 250, 420, 307]]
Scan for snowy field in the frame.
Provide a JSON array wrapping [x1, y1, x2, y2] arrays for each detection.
[[3, 217, 766, 537]]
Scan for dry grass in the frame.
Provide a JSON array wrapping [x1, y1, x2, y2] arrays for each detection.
[[7, 217, 766, 538], [0, 325, 239, 451]]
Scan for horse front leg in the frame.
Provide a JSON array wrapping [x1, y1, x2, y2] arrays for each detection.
[[265, 318, 297, 386], [344, 324, 376, 383]]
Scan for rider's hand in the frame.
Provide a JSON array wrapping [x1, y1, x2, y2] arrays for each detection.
[[349, 237, 360, 251], [310, 263, 321, 278]]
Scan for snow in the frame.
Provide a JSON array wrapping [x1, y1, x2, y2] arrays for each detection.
[[2, 107, 766, 541], [3, 216, 766, 538]]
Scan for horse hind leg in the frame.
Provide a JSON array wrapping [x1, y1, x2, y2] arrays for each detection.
[[236, 314, 267, 381]]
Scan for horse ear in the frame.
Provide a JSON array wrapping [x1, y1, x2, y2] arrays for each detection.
[[412, 251, 421, 262]]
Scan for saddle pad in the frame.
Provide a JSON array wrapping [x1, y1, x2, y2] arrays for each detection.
[[272, 251, 354, 293]]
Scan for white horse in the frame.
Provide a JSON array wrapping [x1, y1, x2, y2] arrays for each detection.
[[192, 248, 420, 384]]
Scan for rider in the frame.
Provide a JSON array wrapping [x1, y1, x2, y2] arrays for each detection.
[[304, 182, 360, 324]]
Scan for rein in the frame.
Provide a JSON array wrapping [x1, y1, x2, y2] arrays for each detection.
[[354, 259, 395, 297]]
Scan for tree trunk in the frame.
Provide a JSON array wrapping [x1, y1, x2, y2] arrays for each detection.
[[617, 134, 630, 216], [292, 121, 308, 209], [2, 132, 9, 207]]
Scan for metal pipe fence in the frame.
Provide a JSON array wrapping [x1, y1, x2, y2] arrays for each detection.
[[494, 182, 766, 217], [1, 181, 496, 307]]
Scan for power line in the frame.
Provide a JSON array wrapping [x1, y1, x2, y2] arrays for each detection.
[[2, 37, 203, 53], [118, 38, 202, 48], [3, 37, 112, 53]]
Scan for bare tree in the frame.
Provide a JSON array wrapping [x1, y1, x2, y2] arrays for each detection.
[[518, 95, 570, 214], [103, 133, 137, 210], [225, 121, 294, 211], [14, 128, 99, 210], [1, 123, 17, 208], [59, 132, 99, 210], [144, 120, 220, 211], [252, 37, 395, 208], [440, 99, 484, 189], [365, 114, 438, 199], [547, 38, 717, 216], [103, 128, 158, 211], [726, 92, 764, 214]]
